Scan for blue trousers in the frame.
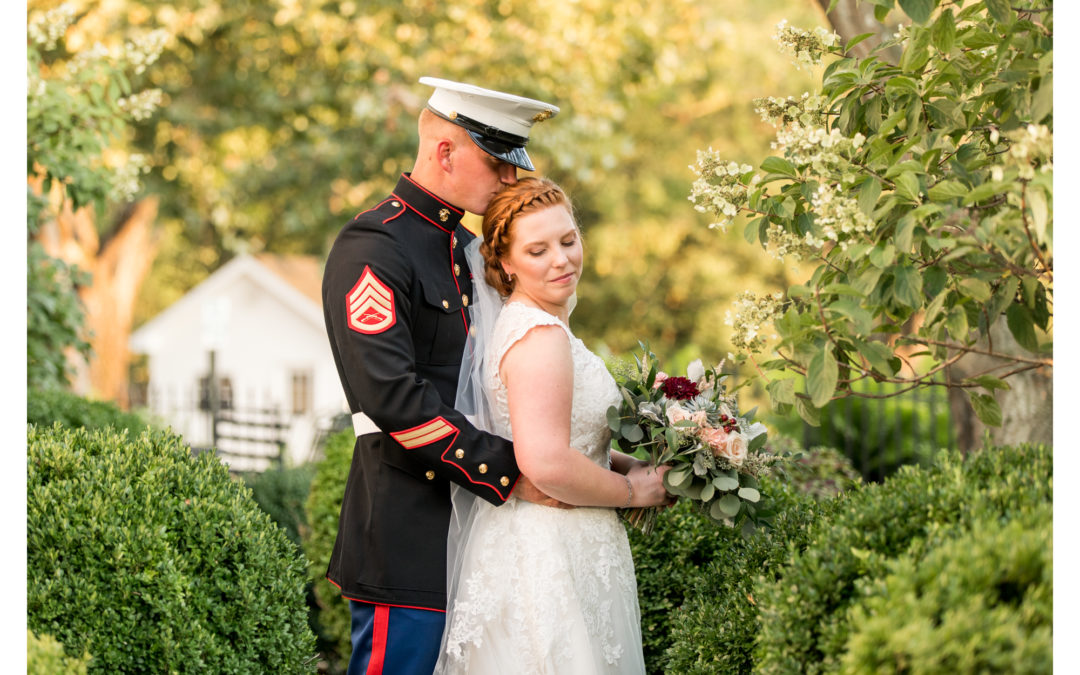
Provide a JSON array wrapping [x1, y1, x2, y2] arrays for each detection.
[[347, 600, 445, 675]]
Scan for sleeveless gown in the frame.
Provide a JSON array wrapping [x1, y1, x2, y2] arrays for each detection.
[[437, 302, 646, 674]]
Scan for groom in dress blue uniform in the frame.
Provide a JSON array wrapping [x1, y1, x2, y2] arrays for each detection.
[[322, 77, 561, 674]]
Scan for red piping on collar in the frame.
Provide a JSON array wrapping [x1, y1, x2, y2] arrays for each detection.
[[392, 194, 454, 233], [400, 174, 465, 216]]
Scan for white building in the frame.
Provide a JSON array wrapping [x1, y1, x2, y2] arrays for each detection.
[[129, 253, 348, 470]]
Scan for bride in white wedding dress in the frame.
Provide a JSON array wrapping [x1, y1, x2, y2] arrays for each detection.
[[435, 178, 673, 674]]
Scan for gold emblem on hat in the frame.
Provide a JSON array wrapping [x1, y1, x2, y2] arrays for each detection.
[[533, 110, 554, 123], [449, 111, 458, 120], [439, 208, 449, 222]]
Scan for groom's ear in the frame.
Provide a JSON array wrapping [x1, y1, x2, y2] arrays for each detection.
[[436, 138, 454, 172]]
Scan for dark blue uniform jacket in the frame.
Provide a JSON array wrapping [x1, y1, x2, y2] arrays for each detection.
[[322, 173, 520, 610]]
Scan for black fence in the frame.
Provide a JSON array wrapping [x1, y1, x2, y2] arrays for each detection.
[[137, 384, 289, 473], [801, 378, 955, 483]]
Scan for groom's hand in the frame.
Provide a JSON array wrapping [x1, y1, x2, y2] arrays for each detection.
[[511, 474, 573, 509]]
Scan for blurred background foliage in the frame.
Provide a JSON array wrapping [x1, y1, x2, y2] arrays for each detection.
[[29, 0, 827, 377]]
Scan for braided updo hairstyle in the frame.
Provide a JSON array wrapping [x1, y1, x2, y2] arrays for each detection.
[[481, 177, 573, 296]]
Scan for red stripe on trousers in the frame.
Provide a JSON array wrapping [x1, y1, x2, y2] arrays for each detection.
[[366, 604, 390, 675]]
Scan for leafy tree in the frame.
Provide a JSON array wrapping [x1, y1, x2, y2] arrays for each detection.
[[690, 0, 1052, 440], [57, 0, 822, 374], [27, 2, 165, 392]]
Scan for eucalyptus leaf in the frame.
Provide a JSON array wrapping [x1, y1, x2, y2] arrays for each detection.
[[718, 493, 742, 518], [737, 487, 761, 503], [606, 406, 622, 432], [713, 473, 740, 491], [700, 483, 716, 502], [620, 423, 644, 443]]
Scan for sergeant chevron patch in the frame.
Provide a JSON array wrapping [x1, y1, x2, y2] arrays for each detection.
[[391, 417, 458, 449], [347, 266, 396, 334]]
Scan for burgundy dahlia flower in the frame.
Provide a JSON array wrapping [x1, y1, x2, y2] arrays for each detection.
[[660, 376, 700, 400]]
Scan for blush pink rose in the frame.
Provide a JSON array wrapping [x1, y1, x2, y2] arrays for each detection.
[[701, 426, 729, 454], [720, 432, 748, 466], [666, 404, 690, 425], [653, 372, 669, 389], [690, 411, 709, 427]]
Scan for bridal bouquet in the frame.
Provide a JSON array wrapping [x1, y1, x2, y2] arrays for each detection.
[[607, 345, 780, 535]]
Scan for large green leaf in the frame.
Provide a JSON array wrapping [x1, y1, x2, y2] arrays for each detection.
[[807, 346, 838, 408], [760, 156, 797, 178], [1006, 303, 1040, 352], [766, 378, 796, 406], [891, 265, 924, 308], [898, 0, 936, 24], [968, 392, 1003, 427], [984, 0, 1014, 24], [931, 8, 956, 52]]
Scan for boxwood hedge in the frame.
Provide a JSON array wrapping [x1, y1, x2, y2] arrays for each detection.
[[302, 428, 356, 672], [27, 424, 317, 673], [754, 443, 1052, 674]]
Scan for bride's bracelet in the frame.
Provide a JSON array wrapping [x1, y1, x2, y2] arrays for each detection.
[[622, 475, 633, 508]]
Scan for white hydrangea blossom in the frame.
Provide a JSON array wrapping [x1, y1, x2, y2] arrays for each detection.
[[69, 42, 111, 76], [28, 3, 76, 50], [124, 30, 170, 75], [725, 291, 785, 353], [764, 222, 812, 261], [754, 92, 829, 128], [688, 147, 754, 231], [118, 89, 165, 121], [774, 124, 865, 176], [773, 20, 839, 69], [110, 154, 152, 203], [804, 183, 874, 251], [1002, 124, 1052, 180]]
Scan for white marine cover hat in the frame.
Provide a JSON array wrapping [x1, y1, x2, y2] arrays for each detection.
[[419, 76, 559, 171]]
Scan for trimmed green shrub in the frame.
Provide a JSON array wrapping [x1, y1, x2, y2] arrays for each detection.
[[303, 428, 356, 673], [27, 424, 317, 673], [754, 443, 1052, 674], [27, 630, 91, 675], [626, 498, 731, 674], [27, 387, 149, 438], [841, 502, 1052, 674], [768, 438, 862, 500], [660, 478, 836, 674], [239, 464, 317, 547]]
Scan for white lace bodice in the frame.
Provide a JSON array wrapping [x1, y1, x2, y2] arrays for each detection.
[[437, 301, 645, 674], [485, 301, 621, 465]]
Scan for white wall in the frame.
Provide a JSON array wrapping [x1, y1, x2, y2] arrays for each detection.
[[140, 269, 347, 468]]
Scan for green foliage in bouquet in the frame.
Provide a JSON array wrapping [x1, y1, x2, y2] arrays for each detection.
[[303, 429, 357, 673], [754, 443, 1051, 674], [692, 1, 1052, 428], [840, 500, 1051, 674], [608, 345, 785, 534], [27, 630, 91, 675], [27, 424, 317, 673], [27, 387, 150, 439], [660, 477, 835, 675]]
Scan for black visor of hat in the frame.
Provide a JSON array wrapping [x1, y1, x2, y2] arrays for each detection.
[[464, 130, 534, 171], [429, 106, 535, 171]]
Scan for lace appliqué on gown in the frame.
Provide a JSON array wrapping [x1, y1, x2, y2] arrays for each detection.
[[439, 302, 646, 674]]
